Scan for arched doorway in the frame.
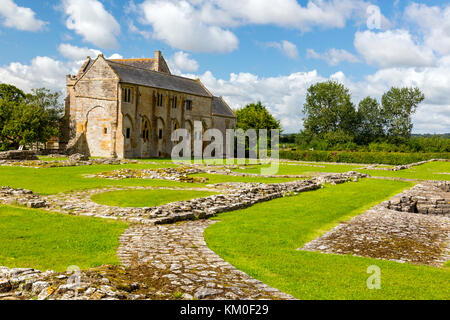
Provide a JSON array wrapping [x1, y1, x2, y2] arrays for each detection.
[[141, 117, 151, 158], [123, 114, 134, 158], [86, 106, 111, 157], [157, 118, 165, 157]]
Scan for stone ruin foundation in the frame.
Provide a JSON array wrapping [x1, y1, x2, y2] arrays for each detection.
[[300, 182, 450, 267]]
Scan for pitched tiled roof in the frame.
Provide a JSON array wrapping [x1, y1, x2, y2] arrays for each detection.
[[109, 58, 155, 71], [107, 60, 211, 97], [212, 96, 235, 117]]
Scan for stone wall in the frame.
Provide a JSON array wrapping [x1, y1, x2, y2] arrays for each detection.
[[0, 151, 38, 160], [65, 56, 119, 157], [383, 182, 450, 216], [119, 84, 214, 158]]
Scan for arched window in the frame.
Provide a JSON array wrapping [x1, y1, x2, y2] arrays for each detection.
[[142, 119, 150, 142]]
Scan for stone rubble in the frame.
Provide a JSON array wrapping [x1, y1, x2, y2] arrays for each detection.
[[361, 159, 449, 171], [0, 157, 139, 168], [0, 172, 368, 225], [0, 150, 38, 160], [299, 182, 450, 267], [383, 182, 450, 216]]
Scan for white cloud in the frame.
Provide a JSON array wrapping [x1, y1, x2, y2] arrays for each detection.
[[0, 0, 47, 31], [354, 30, 436, 68], [136, 0, 371, 53], [139, 0, 238, 53], [266, 41, 299, 59], [204, 0, 368, 31], [58, 43, 102, 61], [405, 3, 450, 55], [169, 51, 199, 73], [58, 43, 122, 62], [61, 0, 121, 49], [0, 57, 71, 93], [307, 48, 360, 66]]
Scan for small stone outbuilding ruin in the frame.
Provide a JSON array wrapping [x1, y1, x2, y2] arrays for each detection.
[[61, 51, 236, 158]]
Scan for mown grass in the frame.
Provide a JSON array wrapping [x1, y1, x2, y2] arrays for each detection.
[[361, 161, 450, 181], [0, 205, 128, 272], [191, 173, 300, 184], [232, 162, 362, 176], [91, 189, 217, 208], [0, 162, 304, 195], [205, 179, 450, 299], [0, 163, 191, 195]]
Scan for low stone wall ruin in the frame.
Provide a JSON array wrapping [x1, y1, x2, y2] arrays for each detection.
[[0, 150, 38, 161], [383, 182, 450, 216]]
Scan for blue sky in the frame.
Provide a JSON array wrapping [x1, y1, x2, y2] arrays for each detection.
[[0, 0, 450, 133]]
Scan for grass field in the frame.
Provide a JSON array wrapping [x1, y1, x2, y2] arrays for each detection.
[[91, 189, 217, 207], [232, 162, 363, 176], [361, 161, 450, 181], [0, 205, 128, 272], [205, 179, 450, 299]]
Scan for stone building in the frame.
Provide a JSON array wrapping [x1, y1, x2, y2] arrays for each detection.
[[61, 51, 236, 158]]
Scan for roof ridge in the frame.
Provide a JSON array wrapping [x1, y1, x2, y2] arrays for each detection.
[[106, 59, 204, 84], [110, 58, 155, 61]]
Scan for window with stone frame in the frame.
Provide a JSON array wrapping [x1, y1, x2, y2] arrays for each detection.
[[171, 96, 178, 108], [185, 99, 192, 111], [123, 87, 133, 103], [126, 128, 131, 139], [142, 120, 150, 141], [157, 93, 163, 107], [158, 129, 163, 139]]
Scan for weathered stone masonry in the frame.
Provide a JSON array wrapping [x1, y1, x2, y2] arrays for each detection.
[[62, 51, 236, 158]]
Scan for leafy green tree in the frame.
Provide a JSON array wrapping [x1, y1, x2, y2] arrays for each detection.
[[356, 97, 384, 144], [0, 85, 62, 150], [302, 81, 358, 139], [381, 87, 424, 143], [236, 101, 281, 133], [0, 84, 26, 102]]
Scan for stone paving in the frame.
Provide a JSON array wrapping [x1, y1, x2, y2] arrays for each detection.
[[300, 182, 450, 267], [117, 220, 295, 300]]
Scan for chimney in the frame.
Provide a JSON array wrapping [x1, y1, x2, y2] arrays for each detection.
[[154, 50, 162, 72]]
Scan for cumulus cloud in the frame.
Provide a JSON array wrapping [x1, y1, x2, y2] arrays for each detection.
[[0, 57, 71, 92], [266, 41, 299, 59], [169, 51, 199, 73], [0, 0, 47, 31], [405, 3, 450, 55], [58, 43, 102, 61], [307, 48, 360, 66], [61, 0, 121, 49], [139, 0, 238, 53], [136, 0, 370, 53], [354, 30, 436, 68]]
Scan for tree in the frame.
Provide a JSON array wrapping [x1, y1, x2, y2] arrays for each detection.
[[302, 81, 358, 139], [0, 84, 63, 150], [235, 101, 281, 133], [356, 97, 384, 144], [0, 83, 26, 102], [381, 87, 424, 143]]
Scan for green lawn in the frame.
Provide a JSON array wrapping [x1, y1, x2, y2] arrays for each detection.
[[91, 189, 217, 208], [205, 179, 450, 299], [0, 205, 128, 272], [191, 173, 300, 184], [0, 163, 194, 195], [232, 162, 362, 176], [361, 161, 450, 181]]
